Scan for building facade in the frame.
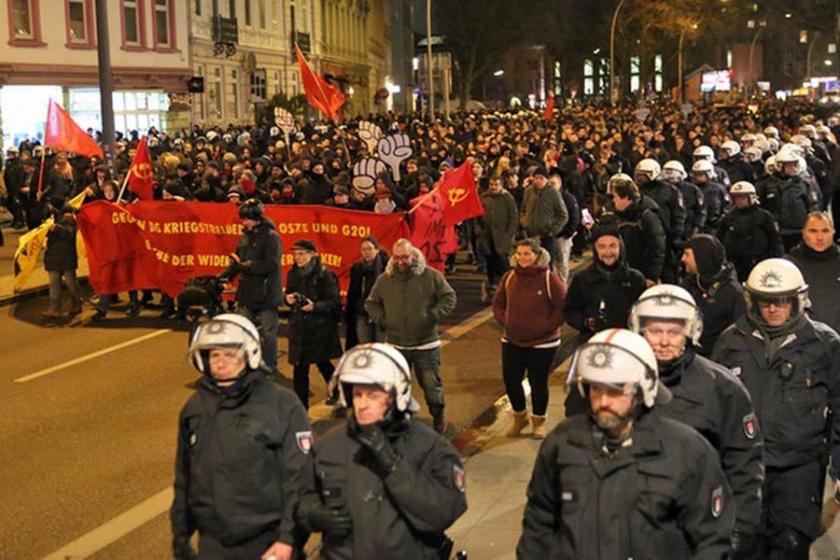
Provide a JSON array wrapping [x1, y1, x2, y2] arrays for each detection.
[[0, 0, 191, 147]]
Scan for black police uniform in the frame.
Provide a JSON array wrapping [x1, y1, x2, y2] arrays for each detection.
[[720, 155, 756, 185], [787, 243, 840, 333], [684, 264, 745, 356], [613, 196, 667, 283], [298, 417, 467, 559], [676, 180, 707, 238], [517, 411, 734, 559], [717, 205, 784, 281], [171, 369, 312, 558], [777, 176, 819, 250], [713, 315, 840, 556], [699, 180, 730, 233], [639, 179, 687, 282]]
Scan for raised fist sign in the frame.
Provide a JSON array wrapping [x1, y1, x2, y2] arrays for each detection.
[[352, 157, 388, 195], [273, 107, 296, 141], [358, 121, 383, 155], [377, 134, 413, 182]]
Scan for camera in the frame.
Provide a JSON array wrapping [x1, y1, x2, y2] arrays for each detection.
[[289, 293, 311, 312]]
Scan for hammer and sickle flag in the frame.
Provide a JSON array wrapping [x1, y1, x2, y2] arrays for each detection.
[[127, 136, 155, 200], [438, 158, 484, 227]]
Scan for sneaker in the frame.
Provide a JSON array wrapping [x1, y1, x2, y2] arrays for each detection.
[[91, 310, 107, 322]]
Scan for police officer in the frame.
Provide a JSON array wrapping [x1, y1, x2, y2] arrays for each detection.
[[171, 314, 311, 559], [634, 159, 686, 282], [221, 199, 283, 373], [717, 181, 784, 281], [775, 148, 819, 251], [297, 343, 467, 559], [713, 259, 840, 559], [519, 329, 734, 558], [694, 144, 732, 188], [690, 159, 730, 234], [628, 285, 764, 558], [719, 140, 755, 185], [663, 160, 706, 239]]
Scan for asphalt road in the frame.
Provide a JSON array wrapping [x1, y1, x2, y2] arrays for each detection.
[[0, 260, 582, 560]]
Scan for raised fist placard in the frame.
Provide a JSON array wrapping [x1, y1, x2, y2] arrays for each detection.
[[377, 134, 413, 182], [358, 120, 384, 155], [352, 157, 388, 195]]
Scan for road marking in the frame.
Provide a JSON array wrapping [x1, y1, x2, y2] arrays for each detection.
[[41, 488, 172, 560], [15, 329, 174, 383]]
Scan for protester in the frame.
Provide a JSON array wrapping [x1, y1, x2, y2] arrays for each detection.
[[477, 174, 518, 298], [344, 236, 389, 348], [519, 166, 568, 264], [42, 197, 82, 319]]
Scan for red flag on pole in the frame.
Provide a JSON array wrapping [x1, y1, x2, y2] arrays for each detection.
[[126, 137, 155, 200], [438, 159, 484, 227], [295, 44, 345, 122], [544, 93, 556, 121], [44, 99, 104, 159]]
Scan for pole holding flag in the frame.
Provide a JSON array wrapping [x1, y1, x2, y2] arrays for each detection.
[[117, 136, 155, 202], [295, 44, 345, 123]]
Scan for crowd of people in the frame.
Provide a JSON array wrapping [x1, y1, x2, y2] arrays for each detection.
[[6, 97, 840, 557]]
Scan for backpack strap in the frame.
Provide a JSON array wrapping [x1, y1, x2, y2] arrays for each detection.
[[545, 270, 552, 304]]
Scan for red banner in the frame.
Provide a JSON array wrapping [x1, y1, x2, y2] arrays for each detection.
[[77, 201, 408, 297], [409, 192, 457, 274]]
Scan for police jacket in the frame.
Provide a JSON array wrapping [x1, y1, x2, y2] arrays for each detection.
[[517, 411, 734, 559], [699, 181, 730, 231], [717, 206, 783, 262], [720, 155, 755, 185], [657, 347, 764, 536], [787, 243, 840, 333], [676, 180, 706, 238], [777, 176, 818, 235], [563, 255, 646, 342], [614, 196, 666, 282], [298, 417, 467, 559], [683, 264, 745, 357], [639, 179, 686, 246], [171, 369, 312, 547], [713, 315, 840, 469], [225, 218, 283, 310]]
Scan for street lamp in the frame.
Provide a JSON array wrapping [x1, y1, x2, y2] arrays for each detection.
[[493, 69, 504, 77], [610, 0, 628, 105]]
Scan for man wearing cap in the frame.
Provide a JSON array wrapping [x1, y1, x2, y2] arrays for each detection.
[[221, 199, 283, 373], [519, 329, 734, 558], [172, 314, 311, 560], [520, 166, 569, 265], [297, 342, 467, 558]]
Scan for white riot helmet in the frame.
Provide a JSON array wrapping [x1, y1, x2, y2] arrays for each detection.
[[776, 148, 807, 176], [693, 145, 716, 163], [720, 140, 741, 158], [634, 158, 661, 183], [568, 329, 666, 409], [767, 138, 780, 153], [754, 136, 772, 155], [764, 155, 778, 176], [607, 172, 635, 194], [790, 135, 813, 154], [629, 285, 703, 346], [730, 181, 759, 205], [743, 146, 764, 163], [744, 258, 810, 322], [764, 126, 780, 139], [799, 124, 817, 139], [816, 125, 832, 139], [662, 160, 687, 183], [778, 143, 804, 159], [691, 159, 717, 181], [740, 133, 757, 148], [331, 343, 419, 413], [269, 126, 280, 137], [188, 313, 262, 374], [206, 130, 219, 142]]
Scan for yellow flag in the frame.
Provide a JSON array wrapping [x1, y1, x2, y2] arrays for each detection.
[[13, 192, 87, 292]]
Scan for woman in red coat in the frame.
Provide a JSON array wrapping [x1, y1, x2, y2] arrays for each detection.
[[492, 238, 566, 438]]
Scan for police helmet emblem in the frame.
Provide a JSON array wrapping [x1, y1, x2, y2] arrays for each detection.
[[759, 270, 783, 289], [206, 322, 227, 334], [352, 349, 374, 369], [586, 346, 613, 369]]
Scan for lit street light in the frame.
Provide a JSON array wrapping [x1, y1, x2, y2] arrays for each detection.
[[493, 70, 504, 77]]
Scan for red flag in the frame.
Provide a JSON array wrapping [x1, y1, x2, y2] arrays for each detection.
[[44, 99, 104, 159], [438, 159, 484, 227], [126, 137, 155, 200], [544, 93, 555, 121], [409, 192, 457, 273], [295, 44, 345, 122]]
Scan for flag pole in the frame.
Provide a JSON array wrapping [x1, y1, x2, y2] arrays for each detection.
[[115, 168, 132, 204], [407, 181, 442, 215], [35, 148, 47, 200]]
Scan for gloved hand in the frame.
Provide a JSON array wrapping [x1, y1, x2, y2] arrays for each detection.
[[305, 502, 353, 536], [173, 537, 198, 560], [730, 529, 761, 560], [354, 424, 400, 477]]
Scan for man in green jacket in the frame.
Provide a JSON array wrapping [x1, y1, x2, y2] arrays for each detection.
[[365, 238, 457, 433], [520, 166, 568, 265]]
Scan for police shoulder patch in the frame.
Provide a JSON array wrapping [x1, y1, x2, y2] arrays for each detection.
[[711, 485, 724, 518], [742, 412, 758, 440], [453, 464, 466, 493], [295, 431, 313, 454]]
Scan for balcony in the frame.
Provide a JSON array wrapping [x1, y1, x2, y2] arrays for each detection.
[[212, 16, 239, 45]]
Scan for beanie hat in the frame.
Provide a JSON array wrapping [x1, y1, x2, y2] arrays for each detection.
[[293, 239, 317, 253], [590, 223, 621, 245], [685, 234, 726, 279]]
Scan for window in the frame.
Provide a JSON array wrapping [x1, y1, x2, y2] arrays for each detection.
[[8, 0, 44, 46], [244, 0, 251, 25], [120, 0, 146, 49], [599, 58, 610, 96], [654, 54, 663, 93], [153, 0, 176, 50], [553, 61, 561, 96], [258, 0, 266, 28], [65, 0, 94, 48], [584, 59, 594, 96], [194, 0, 200, 16], [230, 68, 240, 119], [630, 56, 641, 93], [251, 69, 267, 101], [274, 70, 281, 96]]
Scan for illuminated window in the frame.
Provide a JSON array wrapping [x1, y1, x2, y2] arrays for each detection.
[[584, 59, 594, 96], [630, 56, 641, 92], [654, 54, 663, 93], [9, 0, 44, 46], [554, 61, 562, 95]]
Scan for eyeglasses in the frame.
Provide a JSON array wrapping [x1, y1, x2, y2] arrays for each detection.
[[756, 297, 793, 309]]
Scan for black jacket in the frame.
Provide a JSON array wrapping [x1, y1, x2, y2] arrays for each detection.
[[298, 418, 467, 559], [639, 179, 686, 246], [517, 411, 734, 559], [614, 196, 666, 282], [713, 315, 840, 470], [44, 212, 78, 272], [777, 176, 818, 235], [171, 370, 311, 548], [676, 180, 706, 238], [225, 219, 283, 310], [719, 155, 755, 185], [699, 180, 729, 231], [787, 244, 840, 333], [344, 250, 389, 348], [558, 189, 581, 239], [285, 257, 343, 364], [717, 206, 783, 280], [683, 264, 745, 356]]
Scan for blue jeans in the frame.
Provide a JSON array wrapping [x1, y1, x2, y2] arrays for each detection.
[[396, 346, 444, 417], [240, 307, 279, 372]]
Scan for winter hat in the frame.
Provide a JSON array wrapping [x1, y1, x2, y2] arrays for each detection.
[[293, 239, 317, 253], [685, 234, 726, 279], [532, 166, 549, 178], [590, 223, 621, 245], [257, 155, 273, 169]]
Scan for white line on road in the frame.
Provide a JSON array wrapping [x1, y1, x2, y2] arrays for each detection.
[[41, 488, 173, 560], [15, 329, 174, 383]]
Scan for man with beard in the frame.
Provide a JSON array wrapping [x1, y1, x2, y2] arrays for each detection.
[[682, 234, 745, 356], [628, 285, 764, 559], [563, 225, 645, 343], [713, 258, 840, 559], [518, 328, 734, 558]]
